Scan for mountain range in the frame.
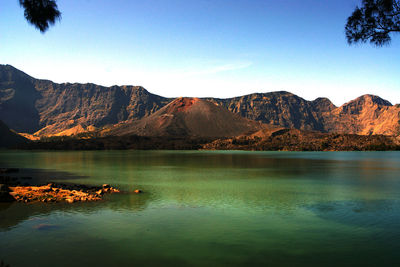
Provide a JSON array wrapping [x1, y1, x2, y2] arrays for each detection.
[[1, 64, 399, 139]]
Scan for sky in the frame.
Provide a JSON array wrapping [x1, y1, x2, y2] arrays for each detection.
[[1, 0, 399, 106]]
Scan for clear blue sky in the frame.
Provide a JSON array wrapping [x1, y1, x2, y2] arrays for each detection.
[[1, 0, 399, 105]]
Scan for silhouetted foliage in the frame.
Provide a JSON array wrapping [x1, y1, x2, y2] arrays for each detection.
[[19, 0, 61, 32], [22, 135, 213, 150], [203, 132, 400, 151], [18, 132, 400, 151], [346, 0, 400, 46]]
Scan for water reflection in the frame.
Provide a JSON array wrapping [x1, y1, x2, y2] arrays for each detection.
[[1, 151, 400, 223], [308, 199, 400, 229], [0, 193, 152, 232], [0, 167, 89, 186]]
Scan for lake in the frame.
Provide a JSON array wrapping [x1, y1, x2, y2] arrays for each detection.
[[1, 150, 400, 266]]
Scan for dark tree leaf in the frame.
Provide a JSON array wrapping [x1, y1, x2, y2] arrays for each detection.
[[345, 0, 400, 46], [19, 0, 61, 33]]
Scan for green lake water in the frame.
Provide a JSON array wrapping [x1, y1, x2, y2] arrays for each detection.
[[1, 150, 400, 266]]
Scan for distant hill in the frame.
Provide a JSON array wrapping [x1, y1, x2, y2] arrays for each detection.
[[1, 64, 399, 137], [22, 125, 400, 151], [203, 127, 400, 151], [0, 120, 29, 148], [105, 97, 263, 138]]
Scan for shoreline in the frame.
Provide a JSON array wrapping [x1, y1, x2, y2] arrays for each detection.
[[8, 183, 120, 203], [9, 131, 400, 151], [0, 168, 124, 203]]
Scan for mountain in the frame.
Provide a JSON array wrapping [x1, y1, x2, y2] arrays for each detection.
[[207, 92, 400, 135], [0, 120, 29, 148], [206, 91, 337, 132], [105, 97, 263, 138], [1, 65, 399, 137], [0, 65, 40, 132], [324, 95, 400, 135], [0, 64, 170, 134]]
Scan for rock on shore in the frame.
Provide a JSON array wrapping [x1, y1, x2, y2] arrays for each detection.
[[7, 183, 120, 203]]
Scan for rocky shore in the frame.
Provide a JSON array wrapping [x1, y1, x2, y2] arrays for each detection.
[[1, 183, 120, 203], [10, 183, 120, 203], [0, 168, 134, 203]]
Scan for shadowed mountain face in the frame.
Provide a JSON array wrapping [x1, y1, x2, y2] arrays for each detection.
[[0, 65, 399, 136], [33, 81, 170, 136], [106, 97, 263, 138], [0, 120, 29, 148], [0, 65, 41, 132]]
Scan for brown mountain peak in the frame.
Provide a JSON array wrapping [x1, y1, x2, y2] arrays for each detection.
[[339, 94, 392, 115], [347, 94, 392, 107], [106, 97, 262, 138], [165, 97, 201, 113], [312, 97, 337, 112]]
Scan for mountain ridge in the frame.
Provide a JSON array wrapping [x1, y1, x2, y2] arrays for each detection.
[[1, 64, 399, 136]]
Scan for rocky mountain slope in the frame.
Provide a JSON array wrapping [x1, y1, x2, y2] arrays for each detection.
[[324, 95, 400, 135], [207, 92, 400, 135], [1, 65, 399, 136], [0, 65, 170, 134], [206, 92, 336, 132], [105, 97, 263, 138]]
